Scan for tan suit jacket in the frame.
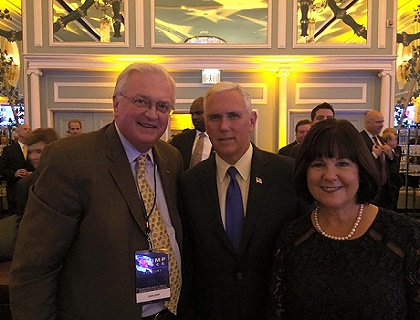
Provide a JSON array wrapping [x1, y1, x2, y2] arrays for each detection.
[[9, 123, 183, 319]]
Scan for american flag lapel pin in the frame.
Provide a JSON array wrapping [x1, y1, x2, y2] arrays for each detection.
[[256, 177, 262, 184]]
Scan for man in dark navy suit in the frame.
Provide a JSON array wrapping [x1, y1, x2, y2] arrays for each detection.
[[0, 124, 34, 215], [170, 97, 212, 169], [360, 110, 395, 209], [278, 119, 310, 157], [178, 82, 307, 320]]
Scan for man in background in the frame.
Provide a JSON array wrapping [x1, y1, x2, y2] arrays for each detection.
[[309, 102, 335, 123], [10, 63, 183, 319], [360, 110, 395, 210], [67, 119, 83, 136], [290, 102, 335, 158], [170, 97, 212, 170], [278, 119, 310, 157], [381, 127, 403, 211], [0, 124, 34, 216], [178, 82, 305, 320]]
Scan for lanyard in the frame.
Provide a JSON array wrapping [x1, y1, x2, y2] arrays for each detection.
[[144, 162, 157, 251]]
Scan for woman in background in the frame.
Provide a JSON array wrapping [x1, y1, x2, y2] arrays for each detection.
[[15, 128, 59, 219], [271, 118, 420, 320]]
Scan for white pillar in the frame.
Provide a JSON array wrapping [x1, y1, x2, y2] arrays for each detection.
[[378, 70, 393, 127], [277, 69, 290, 151], [27, 68, 43, 129]]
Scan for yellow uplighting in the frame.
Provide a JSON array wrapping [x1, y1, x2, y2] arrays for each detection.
[[255, 57, 303, 63], [170, 114, 193, 132], [110, 56, 159, 62]]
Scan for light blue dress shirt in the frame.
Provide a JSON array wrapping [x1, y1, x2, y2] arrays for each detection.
[[115, 123, 181, 317]]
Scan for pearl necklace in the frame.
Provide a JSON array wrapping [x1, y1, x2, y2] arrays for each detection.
[[313, 204, 364, 241]]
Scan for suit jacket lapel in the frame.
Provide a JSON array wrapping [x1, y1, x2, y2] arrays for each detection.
[[105, 124, 148, 237], [13, 142, 27, 164], [187, 129, 197, 155], [201, 151, 271, 256], [199, 156, 234, 250], [153, 143, 183, 247], [198, 150, 274, 255], [361, 130, 374, 149], [239, 146, 270, 255]]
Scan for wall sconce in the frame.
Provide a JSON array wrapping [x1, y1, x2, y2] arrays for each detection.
[[202, 69, 221, 84]]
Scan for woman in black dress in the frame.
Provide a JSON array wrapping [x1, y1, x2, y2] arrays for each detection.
[[271, 118, 420, 320]]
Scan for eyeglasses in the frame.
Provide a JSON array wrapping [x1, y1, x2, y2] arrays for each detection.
[[119, 93, 174, 115]]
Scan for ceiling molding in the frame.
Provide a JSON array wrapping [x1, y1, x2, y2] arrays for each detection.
[[24, 53, 396, 73]]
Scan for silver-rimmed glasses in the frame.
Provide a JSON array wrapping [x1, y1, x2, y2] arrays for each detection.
[[119, 94, 174, 115]]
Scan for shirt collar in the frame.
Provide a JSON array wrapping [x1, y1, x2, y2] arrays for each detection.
[[114, 123, 154, 164], [195, 130, 208, 138], [216, 143, 253, 182], [364, 129, 376, 140]]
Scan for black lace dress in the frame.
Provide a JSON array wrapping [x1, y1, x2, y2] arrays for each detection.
[[271, 208, 420, 320]]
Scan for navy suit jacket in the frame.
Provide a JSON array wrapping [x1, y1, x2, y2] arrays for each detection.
[[278, 140, 298, 157], [178, 145, 305, 320], [360, 130, 394, 209], [170, 129, 197, 170], [360, 130, 393, 178], [0, 142, 34, 214], [170, 129, 213, 170]]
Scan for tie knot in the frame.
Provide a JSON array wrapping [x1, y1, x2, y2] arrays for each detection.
[[227, 166, 238, 179], [138, 154, 147, 166], [199, 132, 206, 138], [137, 154, 149, 177]]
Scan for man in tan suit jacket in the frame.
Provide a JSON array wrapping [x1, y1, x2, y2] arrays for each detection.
[[9, 63, 183, 320]]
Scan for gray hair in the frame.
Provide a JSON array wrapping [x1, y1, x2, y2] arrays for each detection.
[[113, 63, 176, 103], [204, 82, 252, 113]]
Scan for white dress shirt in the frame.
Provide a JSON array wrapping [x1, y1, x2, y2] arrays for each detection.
[[215, 144, 253, 229], [192, 130, 212, 161]]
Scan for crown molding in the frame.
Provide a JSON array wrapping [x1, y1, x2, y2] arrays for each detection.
[[24, 54, 397, 73]]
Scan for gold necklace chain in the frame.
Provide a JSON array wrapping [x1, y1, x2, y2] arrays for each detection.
[[313, 204, 364, 241]]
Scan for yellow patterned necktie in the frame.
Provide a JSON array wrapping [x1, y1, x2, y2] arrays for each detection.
[[137, 154, 181, 314], [22, 144, 27, 160]]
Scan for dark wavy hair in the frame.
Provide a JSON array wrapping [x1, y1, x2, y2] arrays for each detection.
[[294, 118, 380, 204], [310, 102, 335, 121]]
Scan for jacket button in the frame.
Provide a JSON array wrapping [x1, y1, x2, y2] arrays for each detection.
[[236, 273, 243, 280]]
